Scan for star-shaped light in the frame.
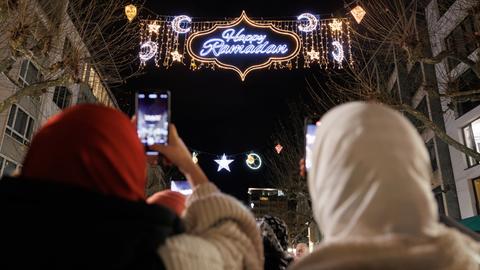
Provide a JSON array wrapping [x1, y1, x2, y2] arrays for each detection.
[[171, 50, 183, 62], [329, 19, 343, 32], [307, 49, 320, 61], [215, 154, 234, 172], [148, 23, 161, 34]]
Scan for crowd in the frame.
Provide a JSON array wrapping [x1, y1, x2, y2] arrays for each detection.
[[1, 102, 480, 269]]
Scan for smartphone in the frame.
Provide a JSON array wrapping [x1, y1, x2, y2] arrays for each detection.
[[136, 91, 170, 155], [171, 180, 192, 196], [305, 116, 321, 173]]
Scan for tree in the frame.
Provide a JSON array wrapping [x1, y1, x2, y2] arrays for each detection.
[[0, 0, 142, 112]]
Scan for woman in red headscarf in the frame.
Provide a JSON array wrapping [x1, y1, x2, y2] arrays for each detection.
[[0, 104, 263, 270]]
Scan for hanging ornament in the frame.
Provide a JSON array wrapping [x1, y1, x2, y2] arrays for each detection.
[[215, 154, 234, 172], [246, 153, 262, 170], [171, 50, 183, 62], [275, 144, 283, 154], [328, 19, 343, 32], [148, 23, 161, 34], [139, 41, 158, 63], [192, 152, 199, 164], [350, 5, 366, 24], [332, 41, 344, 63], [297, 13, 318, 33], [124, 4, 137, 22], [171, 15, 192, 34], [306, 49, 320, 61]]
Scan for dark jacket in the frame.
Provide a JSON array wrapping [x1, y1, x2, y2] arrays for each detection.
[[0, 177, 184, 270]]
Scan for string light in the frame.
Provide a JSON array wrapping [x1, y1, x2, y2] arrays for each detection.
[[328, 19, 343, 32], [350, 5, 366, 24], [139, 41, 158, 64], [124, 4, 137, 22], [246, 153, 262, 170], [171, 50, 183, 62], [332, 41, 344, 63], [297, 13, 318, 33], [215, 154, 234, 172], [172, 15, 192, 34]]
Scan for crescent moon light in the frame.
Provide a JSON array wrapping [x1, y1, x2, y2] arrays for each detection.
[[297, 13, 318, 33], [246, 153, 262, 170], [139, 41, 158, 63], [332, 41, 344, 63], [171, 15, 192, 34]]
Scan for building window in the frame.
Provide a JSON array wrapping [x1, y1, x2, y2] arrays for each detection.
[[473, 178, 480, 214], [445, 15, 479, 71], [5, 104, 35, 145], [463, 118, 480, 167], [18, 60, 40, 87], [426, 139, 438, 171], [456, 69, 480, 118], [0, 156, 18, 178], [52, 86, 71, 109]]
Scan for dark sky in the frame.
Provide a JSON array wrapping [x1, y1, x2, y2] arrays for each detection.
[[116, 0, 344, 202]]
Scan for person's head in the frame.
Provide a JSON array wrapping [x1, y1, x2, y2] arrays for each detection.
[[309, 102, 438, 242], [147, 190, 186, 216], [21, 104, 147, 201], [295, 243, 308, 259]]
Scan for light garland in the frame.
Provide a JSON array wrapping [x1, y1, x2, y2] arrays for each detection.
[[139, 41, 158, 64], [332, 41, 344, 63], [215, 154, 234, 172], [297, 13, 318, 33], [246, 153, 262, 170], [172, 15, 192, 34], [139, 12, 353, 79]]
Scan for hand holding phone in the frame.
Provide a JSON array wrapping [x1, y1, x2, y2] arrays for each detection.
[[305, 116, 321, 175]]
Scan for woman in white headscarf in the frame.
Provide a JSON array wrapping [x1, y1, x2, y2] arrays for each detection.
[[290, 102, 480, 270]]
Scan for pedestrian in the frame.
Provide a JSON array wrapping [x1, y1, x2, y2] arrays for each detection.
[[260, 215, 294, 270], [0, 104, 263, 270], [291, 102, 480, 270]]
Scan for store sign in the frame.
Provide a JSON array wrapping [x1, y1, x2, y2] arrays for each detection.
[[187, 11, 301, 80]]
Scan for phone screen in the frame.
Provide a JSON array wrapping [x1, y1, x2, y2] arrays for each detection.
[[171, 180, 192, 196], [136, 91, 170, 155], [305, 118, 321, 172]]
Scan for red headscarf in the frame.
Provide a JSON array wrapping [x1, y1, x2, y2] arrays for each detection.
[[22, 104, 146, 201]]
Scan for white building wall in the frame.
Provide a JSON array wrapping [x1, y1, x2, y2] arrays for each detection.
[[426, 0, 480, 218]]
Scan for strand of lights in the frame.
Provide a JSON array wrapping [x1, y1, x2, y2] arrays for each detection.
[[139, 41, 158, 64], [215, 154, 234, 172], [297, 13, 318, 33], [246, 153, 262, 170], [172, 15, 192, 34], [332, 41, 344, 63]]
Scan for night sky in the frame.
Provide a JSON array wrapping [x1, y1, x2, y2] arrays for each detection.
[[116, 0, 344, 202]]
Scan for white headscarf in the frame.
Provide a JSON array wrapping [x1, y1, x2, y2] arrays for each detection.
[[308, 102, 439, 242]]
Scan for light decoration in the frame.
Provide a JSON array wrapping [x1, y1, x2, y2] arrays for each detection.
[[148, 23, 161, 34], [139, 12, 354, 78], [171, 15, 192, 34], [245, 153, 262, 170], [350, 5, 366, 24], [125, 4, 137, 22], [306, 49, 320, 61], [297, 13, 318, 33], [329, 19, 343, 32], [139, 41, 158, 64], [275, 144, 283, 154], [192, 152, 199, 164], [332, 41, 344, 63], [214, 154, 234, 172], [170, 50, 183, 62]]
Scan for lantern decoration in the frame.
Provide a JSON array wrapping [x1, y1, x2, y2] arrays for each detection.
[[125, 4, 137, 22], [350, 5, 366, 24], [275, 144, 283, 154], [246, 153, 262, 170]]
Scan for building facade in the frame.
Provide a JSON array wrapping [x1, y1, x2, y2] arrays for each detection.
[[0, 0, 118, 176]]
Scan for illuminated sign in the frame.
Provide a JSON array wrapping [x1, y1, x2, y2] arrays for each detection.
[[187, 11, 301, 81]]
